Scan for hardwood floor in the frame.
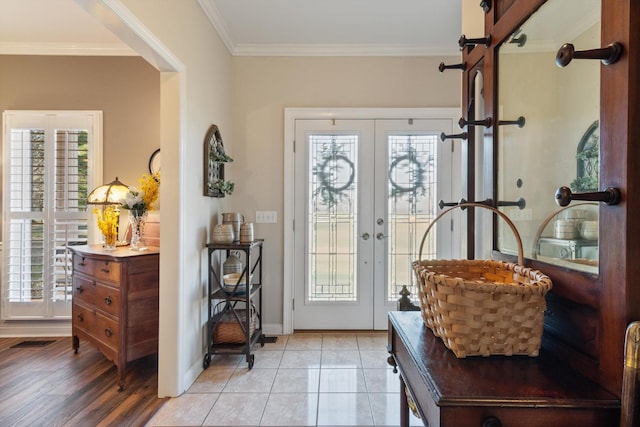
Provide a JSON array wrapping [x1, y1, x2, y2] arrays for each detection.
[[0, 337, 167, 427]]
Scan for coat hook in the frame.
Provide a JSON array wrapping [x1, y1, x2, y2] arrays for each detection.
[[439, 62, 467, 72], [440, 132, 468, 142], [459, 117, 493, 128], [509, 33, 527, 47], [439, 199, 462, 209], [556, 42, 623, 67], [479, 0, 491, 13], [498, 198, 526, 210], [555, 186, 621, 206], [459, 35, 491, 49], [497, 116, 526, 128], [459, 198, 492, 210]]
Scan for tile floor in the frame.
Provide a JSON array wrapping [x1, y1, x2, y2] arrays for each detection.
[[147, 332, 423, 426]]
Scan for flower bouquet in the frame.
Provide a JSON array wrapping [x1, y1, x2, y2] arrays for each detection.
[[94, 205, 119, 250], [119, 172, 160, 250]]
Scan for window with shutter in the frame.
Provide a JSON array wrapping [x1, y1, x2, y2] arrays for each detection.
[[2, 111, 103, 319]]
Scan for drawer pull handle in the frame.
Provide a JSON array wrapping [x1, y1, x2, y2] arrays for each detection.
[[105, 296, 112, 306], [76, 286, 84, 293], [77, 313, 84, 322], [105, 328, 113, 337], [101, 268, 110, 273], [78, 262, 86, 266]]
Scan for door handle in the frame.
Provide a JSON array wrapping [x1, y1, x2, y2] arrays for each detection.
[[361, 232, 370, 240]]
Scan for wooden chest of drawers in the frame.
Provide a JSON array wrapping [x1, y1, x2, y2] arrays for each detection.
[[70, 245, 159, 391]]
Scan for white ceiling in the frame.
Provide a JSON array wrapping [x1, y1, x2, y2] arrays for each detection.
[[0, 0, 462, 57]]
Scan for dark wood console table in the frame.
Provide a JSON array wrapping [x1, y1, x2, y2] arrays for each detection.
[[387, 311, 620, 427]]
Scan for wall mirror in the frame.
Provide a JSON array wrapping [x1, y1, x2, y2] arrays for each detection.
[[496, 0, 600, 273], [472, 68, 493, 260]]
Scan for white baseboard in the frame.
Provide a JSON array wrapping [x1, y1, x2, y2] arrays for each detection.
[[0, 320, 72, 337], [262, 323, 284, 336]]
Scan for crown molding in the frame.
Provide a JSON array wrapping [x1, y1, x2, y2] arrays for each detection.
[[231, 43, 460, 57], [0, 41, 136, 56], [197, 0, 236, 54]]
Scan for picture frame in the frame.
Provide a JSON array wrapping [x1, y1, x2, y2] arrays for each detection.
[[203, 124, 226, 197]]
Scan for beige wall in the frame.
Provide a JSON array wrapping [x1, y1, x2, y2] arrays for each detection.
[[230, 55, 461, 328], [0, 55, 160, 192]]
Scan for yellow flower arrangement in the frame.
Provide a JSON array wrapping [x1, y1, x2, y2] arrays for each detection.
[[120, 172, 161, 216], [94, 205, 119, 248]]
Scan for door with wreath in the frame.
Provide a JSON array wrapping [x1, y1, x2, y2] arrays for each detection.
[[293, 117, 460, 329]]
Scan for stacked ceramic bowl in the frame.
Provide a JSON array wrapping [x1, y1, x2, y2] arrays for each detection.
[[223, 272, 252, 295], [212, 224, 235, 243]]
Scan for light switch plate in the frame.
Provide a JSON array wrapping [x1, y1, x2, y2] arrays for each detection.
[[256, 211, 277, 223]]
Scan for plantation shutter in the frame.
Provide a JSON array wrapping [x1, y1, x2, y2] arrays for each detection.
[[2, 111, 103, 319]]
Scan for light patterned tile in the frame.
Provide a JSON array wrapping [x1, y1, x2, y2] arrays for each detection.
[[317, 392, 373, 426], [285, 334, 323, 350], [356, 334, 388, 351], [360, 350, 395, 369], [322, 334, 358, 350], [271, 368, 320, 393], [279, 350, 322, 368], [146, 393, 217, 426], [223, 368, 277, 393], [187, 367, 234, 393], [202, 392, 269, 426], [260, 393, 318, 426], [363, 368, 400, 393], [319, 368, 367, 393], [251, 350, 283, 369], [321, 350, 362, 368]]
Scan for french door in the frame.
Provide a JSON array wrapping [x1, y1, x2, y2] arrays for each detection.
[[293, 116, 460, 330]]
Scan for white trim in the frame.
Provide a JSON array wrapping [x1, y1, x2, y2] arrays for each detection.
[[197, 0, 236, 55], [74, 0, 184, 72], [283, 107, 461, 334], [0, 42, 136, 56], [0, 321, 71, 338], [232, 43, 460, 57]]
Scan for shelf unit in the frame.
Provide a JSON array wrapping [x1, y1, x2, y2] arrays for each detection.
[[203, 239, 264, 369]]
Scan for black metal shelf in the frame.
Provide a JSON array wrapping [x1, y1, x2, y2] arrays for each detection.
[[209, 283, 262, 300], [203, 239, 264, 370]]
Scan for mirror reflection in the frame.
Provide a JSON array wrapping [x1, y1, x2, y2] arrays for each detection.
[[497, 0, 600, 273]]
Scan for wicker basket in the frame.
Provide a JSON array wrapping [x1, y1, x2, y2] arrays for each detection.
[[413, 203, 552, 358], [213, 304, 257, 344]]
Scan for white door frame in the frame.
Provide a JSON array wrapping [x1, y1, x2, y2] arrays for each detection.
[[283, 107, 460, 334]]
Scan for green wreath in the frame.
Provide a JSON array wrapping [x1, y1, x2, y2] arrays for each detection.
[[388, 148, 427, 198], [313, 147, 356, 208]]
